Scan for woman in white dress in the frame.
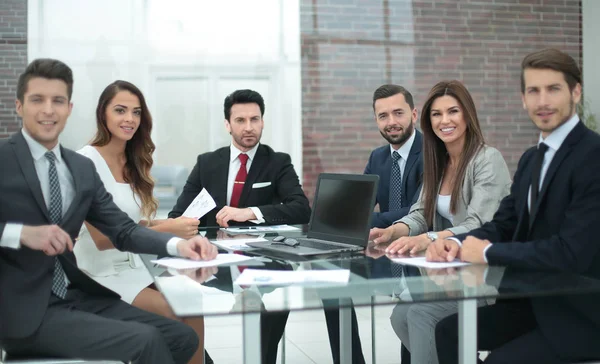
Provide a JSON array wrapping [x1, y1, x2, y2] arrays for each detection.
[[370, 80, 512, 364], [74, 80, 205, 364]]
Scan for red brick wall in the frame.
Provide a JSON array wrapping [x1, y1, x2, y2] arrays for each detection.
[[300, 0, 582, 201], [0, 0, 26, 138]]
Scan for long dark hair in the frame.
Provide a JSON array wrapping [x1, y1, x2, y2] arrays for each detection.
[[420, 80, 485, 227], [91, 80, 158, 220]]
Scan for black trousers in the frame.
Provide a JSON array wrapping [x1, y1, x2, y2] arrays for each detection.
[[1, 289, 198, 364], [435, 299, 564, 364], [261, 310, 289, 364], [323, 301, 366, 364]]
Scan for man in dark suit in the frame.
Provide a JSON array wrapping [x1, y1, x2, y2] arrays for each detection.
[[169, 89, 310, 228], [0, 59, 218, 364], [365, 84, 423, 229], [169, 89, 310, 363], [430, 49, 600, 363]]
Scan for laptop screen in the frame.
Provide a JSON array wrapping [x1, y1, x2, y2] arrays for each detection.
[[309, 174, 378, 245]]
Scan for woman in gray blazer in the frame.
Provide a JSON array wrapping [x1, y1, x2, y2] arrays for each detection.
[[369, 80, 512, 364]]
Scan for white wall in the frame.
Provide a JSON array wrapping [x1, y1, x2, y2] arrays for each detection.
[[583, 0, 600, 120], [27, 0, 303, 175]]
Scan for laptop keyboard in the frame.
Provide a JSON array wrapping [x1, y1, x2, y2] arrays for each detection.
[[296, 238, 354, 251]]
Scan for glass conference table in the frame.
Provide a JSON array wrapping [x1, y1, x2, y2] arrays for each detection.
[[141, 227, 600, 364]]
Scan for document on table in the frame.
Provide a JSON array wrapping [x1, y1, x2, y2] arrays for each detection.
[[222, 225, 301, 234], [151, 253, 253, 269], [182, 188, 216, 218], [234, 269, 350, 286], [390, 256, 472, 269], [210, 237, 268, 250]]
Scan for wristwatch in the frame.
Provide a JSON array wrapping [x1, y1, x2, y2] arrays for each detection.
[[426, 231, 439, 242]]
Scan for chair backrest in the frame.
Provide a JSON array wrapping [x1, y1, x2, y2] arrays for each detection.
[[151, 165, 189, 211], [1, 349, 125, 363]]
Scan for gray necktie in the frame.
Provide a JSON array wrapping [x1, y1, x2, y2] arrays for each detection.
[[45, 151, 68, 299], [389, 151, 403, 211]]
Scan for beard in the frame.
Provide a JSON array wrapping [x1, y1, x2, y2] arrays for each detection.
[[232, 130, 262, 149], [380, 122, 414, 146], [533, 97, 575, 134]]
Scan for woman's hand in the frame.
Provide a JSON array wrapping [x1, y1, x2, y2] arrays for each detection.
[[163, 217, 200, 239], [385, 234, 431, 255]]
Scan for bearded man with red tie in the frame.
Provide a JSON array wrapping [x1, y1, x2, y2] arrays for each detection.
[[169, 89, 310, 364], [169, 89, 310, 229]]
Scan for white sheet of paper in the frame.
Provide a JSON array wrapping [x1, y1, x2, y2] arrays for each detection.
[[210, 237, 267, 250], [223, 225, 301, 234], [151, 254, 253, 269], [390, 256, 472, 269], [182, 188, 216, 219], [234, 269, 350, 286]]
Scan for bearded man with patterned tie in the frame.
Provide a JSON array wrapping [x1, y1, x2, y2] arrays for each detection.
[[0, 59, 219, 363], [364, 84, 424, 229], [169, 89, 310, 229]]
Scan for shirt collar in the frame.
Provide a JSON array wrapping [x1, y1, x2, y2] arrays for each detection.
[[230, 142, 259, 163], [389, 129, 416, 161], [538, 114, 580, 152], [21, 128, 63, 163]]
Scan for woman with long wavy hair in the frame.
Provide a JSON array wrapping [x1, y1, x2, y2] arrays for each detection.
[[74, 80, 206, 364], [370, 80, 512, 364]]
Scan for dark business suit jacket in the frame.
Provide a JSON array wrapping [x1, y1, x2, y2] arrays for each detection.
[[364, 130, 423, 228], [169, 144, 311, 227], [454, 121, 600, 358], [0, 132, 176, 340]]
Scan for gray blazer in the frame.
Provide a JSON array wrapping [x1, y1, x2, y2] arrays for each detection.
[[398, 145, 511, 236], [0, 132, 176, 339]]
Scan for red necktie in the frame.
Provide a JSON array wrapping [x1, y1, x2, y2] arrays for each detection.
[[230, 153, 249, 207]]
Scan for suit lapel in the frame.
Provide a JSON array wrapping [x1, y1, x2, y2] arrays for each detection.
[[10, 132, 50, 221], [216, 148, 230, 206], [528, 123, 583, 228], [402, 131, 422, 201], [240, 145, 267, 206], [379, 152, 392, 209], [60, 147, 80, 224]]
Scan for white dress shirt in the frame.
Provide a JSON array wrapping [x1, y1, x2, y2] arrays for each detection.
[[389, 129, 416, 178], [0, 130, 181, 257], [226, 143, 265, 223], [477, 114, 581, 262]]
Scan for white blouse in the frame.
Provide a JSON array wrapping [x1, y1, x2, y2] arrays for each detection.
[[436, 194, 454, 223]]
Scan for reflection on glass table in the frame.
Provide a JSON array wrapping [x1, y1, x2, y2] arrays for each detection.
[[140, 229, 600, 364]]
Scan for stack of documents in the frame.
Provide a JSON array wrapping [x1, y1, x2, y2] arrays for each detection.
[[210, 237, 268, 250], [151, 253, 253, 269], [234, 269, 350, 286], [390, 256, 471, 269], [222, 225, 301, 234]]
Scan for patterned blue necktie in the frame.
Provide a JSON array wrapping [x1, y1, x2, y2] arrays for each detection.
[[45, 151, 68, 299], [388, 151, 403, 211]]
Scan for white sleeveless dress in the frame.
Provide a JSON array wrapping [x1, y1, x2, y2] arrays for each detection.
[[74, 145, 153, 304]]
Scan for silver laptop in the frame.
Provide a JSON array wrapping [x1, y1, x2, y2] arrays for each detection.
[[247, 173, 379, 256]]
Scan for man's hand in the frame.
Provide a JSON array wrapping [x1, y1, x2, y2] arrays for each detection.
[[425, 239, 461, 262], [385, 234, 430, 255], [176, 236, 218, 261], [369, 227, 394, 244], [460, 236, 491, 264], [177, 266, 218, 284], [21, 225, 73, 256], [216, 207, 256, 227]]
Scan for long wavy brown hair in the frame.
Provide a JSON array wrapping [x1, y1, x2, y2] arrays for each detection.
[[91, 80, 158, 220], [420, 80, 485, 227]]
